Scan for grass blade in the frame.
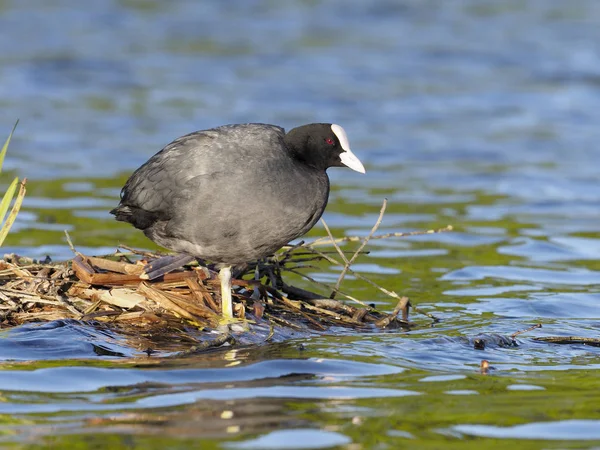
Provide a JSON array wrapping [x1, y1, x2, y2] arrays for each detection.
[[0, 177, 18, 226], [0, 178, 26, 247], [0, 120, 19, 173]]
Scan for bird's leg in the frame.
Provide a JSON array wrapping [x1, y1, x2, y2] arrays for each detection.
[[219, 266, 233, 318]]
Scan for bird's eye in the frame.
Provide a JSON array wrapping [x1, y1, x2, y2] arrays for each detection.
[[325, 138, 335, 145]]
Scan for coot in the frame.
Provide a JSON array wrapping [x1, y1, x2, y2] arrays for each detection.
[[111, 123, 365, 318]]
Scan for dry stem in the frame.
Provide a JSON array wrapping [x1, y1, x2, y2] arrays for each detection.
[[330, 198, 387, 299]]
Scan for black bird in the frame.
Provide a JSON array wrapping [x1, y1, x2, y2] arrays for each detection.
[[111, 123, 365, 318]]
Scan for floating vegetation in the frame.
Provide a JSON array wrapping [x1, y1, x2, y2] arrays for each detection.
[[0, 246, 414, 333], [0, 201, 455, 351]]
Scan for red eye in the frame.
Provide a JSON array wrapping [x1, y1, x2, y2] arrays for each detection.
[[325, 138, 334, 145]]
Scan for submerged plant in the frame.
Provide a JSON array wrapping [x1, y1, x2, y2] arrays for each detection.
[[0, 121, 26, 246]]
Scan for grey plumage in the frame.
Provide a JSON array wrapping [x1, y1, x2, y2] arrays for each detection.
[[112, 122, 365, 318], [112, 123, 336, 265]]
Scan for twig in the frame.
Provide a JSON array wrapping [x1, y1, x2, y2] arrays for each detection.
[[264, 313, 304, 330], [282, 283, 322, 300], [171, 332, 235, 356], [331, 198, 387, 299], [510, 323, 542, 340], [137, 282, 218, 326], [533, 336, 600, 347], [264, 322, 275, 341], [284, 267, 368, 307], [55, 293, 85, 316], [320, 218, 350, 265], [276, 296, 327, 331], [375, 296, 410, 328], [301, 244, 437, 321], [309, 224, 453, 247], [304, 246, 397, 301], [275, 240, 306, 265], [0, 286, 66, 302], [308, 298, 357, 315], [63, 230, 83, 257], [283, 251, 369, 258], [412, 307, 440, 322], [117, 244, 166, 259]]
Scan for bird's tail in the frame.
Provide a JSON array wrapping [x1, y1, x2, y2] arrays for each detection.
[[110, 205, 160, 230], [141, 254, 196, 280], [110, 205, 134, 222]]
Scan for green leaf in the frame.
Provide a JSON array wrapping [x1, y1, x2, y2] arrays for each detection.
[[0, 178, 25, 247], [0, 177, 18, 226], [0, 120, 19, 174]]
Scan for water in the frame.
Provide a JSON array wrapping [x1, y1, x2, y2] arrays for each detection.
[[1, 0, 600, 447]]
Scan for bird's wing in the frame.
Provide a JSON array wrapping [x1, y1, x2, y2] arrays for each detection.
[[118, 124, 286, 218]]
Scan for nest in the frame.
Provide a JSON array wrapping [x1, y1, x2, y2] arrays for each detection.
[[0, 249, 418, 333], [0, 202, 452, 351]]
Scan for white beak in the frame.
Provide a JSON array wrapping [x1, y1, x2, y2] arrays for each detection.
[[332, 124, 366, 174], [339, 149, 366, 173]]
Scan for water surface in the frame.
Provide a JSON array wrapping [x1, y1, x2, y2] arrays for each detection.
[[1, 0, 599, 448]]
